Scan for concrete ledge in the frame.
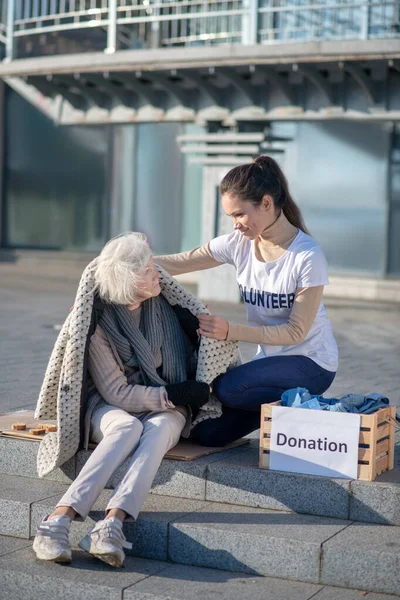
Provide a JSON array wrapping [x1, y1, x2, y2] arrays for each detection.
[[169, 503, 349, 583], [0, 437, 76, 484], [2, 475, 400, 594], [321, 523, 400, 595], [2, 544, 400, 600], [1, 437, 400, 525], [206, 448, 350, 519], [2, 542, 400, 600], [0, 475, 69, 539], [349, 480, 400, 525], [0, 40, 399, 78], [325, 276, 400, 305]]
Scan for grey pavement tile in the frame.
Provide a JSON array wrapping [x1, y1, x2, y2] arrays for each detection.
[[0, 475, 69, 539], [169, 502, 350, 582], [0, 436, 75, 483], [206, 448, 350, 519], [321, 522, 400, 595], [349, 480, 400, 525], [32, 491, 208, 561], [124, 563, 323, 600], [0, 546, 167, 600], [0, 535, 32, 558], [312, 587, 400, 599]]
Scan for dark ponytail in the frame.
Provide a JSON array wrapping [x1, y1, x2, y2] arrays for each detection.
[[220, 155, 309, 234]]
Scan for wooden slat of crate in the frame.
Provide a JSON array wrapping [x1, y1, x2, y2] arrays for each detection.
[[358, 454, 391, 480], [357, 406, 396, 481], [358, 438, 389, 462], [259, 403, 276, 469], [359, 423, 391, 445], [261, 437, 270, 451], [260, 450, 271, 469], [388, 412, 395, 471], [360, 409, 386, 427], [260, 402, 396, 481], [360, 412, 378, 481]]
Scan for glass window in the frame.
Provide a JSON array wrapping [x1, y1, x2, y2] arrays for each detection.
[[180, 124, 204, 251], [4, 87, 108, 251], [280, 120, 390, 276]]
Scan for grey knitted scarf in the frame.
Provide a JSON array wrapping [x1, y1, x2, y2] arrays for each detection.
[[100, 295, 187, 386]]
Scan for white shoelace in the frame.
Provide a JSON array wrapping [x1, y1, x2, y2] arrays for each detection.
[[91, 520, 132, 550]]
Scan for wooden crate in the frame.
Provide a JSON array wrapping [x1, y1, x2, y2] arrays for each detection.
[[259, 401, 396, 481]]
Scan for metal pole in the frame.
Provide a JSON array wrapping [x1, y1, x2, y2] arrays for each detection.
[[5, 0, 15, 62], [360, 0, 370, 40], [151, 1, 161, 49], [242, 0, 258, 45], [105, 0, 117, 54]]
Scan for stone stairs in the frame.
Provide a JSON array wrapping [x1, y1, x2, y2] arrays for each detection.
[[3, 542, 400, 600], [1, 435, 399, 525], [0, 435, 400, 598]]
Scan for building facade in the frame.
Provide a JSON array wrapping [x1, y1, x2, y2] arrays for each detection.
[[0, 0, 399, 299]]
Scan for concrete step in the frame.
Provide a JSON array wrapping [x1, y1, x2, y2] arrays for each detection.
[[1, 435, 400, 525], [1, 536, 399, 600], [0, 474, 400, 595]]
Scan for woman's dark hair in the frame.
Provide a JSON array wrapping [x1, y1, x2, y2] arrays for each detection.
[[220, 155, 309, 234]]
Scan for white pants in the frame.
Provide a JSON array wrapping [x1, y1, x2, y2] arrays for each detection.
[[56, 405, 186, 521]]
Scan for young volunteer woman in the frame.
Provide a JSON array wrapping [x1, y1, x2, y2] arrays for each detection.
[[156, 155, 338, 435]]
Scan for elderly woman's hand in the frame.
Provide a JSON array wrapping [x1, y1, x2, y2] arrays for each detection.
[[198, 311, 229, 340]]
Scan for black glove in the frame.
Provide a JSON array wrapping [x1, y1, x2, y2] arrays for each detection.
[[166, 381, 210, 410]]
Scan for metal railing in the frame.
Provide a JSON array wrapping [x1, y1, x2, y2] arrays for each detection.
[[258, 0, 400, 43], [0, 0, 399, 60]]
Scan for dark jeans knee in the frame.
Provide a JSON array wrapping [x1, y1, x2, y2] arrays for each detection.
[[213, 374, 242, 409]]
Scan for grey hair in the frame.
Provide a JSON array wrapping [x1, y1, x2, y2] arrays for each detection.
[[93, 232, 152, 305]]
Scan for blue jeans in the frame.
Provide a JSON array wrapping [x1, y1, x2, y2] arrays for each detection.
[[190, 406, 261, 448], [191, 356, 335, 447], [214, 355, 336, 412]]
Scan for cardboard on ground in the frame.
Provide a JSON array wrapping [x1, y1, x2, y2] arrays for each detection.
[[0, 410, 248, 461]]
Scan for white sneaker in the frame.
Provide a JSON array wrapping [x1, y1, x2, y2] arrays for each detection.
[[32, 515, 72, 563], [78, 517, 132, 568]]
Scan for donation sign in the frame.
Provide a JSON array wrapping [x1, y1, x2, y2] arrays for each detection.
[[270, 407, 361, 479]]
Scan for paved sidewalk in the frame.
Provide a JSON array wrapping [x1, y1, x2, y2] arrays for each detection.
[[0, 267, 399, 415], [0, 266, 399, 600]]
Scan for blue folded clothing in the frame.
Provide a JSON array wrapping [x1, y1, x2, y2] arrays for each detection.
[[281, 388, 389, 414]]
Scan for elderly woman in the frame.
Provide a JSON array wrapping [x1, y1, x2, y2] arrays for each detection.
[[33, 232, 213, 568]]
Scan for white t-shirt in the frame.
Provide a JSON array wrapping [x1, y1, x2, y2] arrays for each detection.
[[209, 229, 338, 372]]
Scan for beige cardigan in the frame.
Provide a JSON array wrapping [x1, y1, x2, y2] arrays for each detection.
[[87, 322, 191, 439]]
